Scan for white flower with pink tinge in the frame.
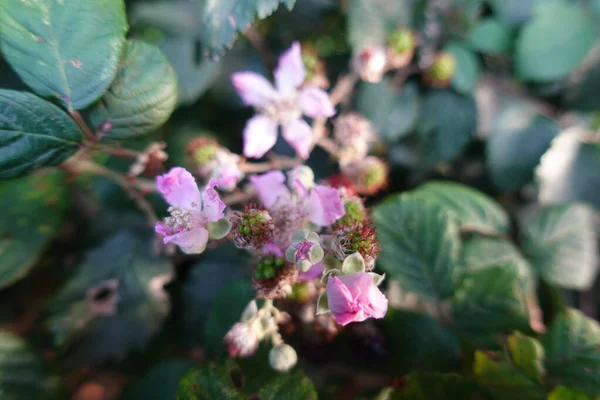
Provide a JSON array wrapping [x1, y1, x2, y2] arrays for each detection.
[[155, 167, 225, 254], [232, 42, 336, 159]]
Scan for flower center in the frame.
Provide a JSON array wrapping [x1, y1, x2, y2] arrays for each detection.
[[259, 96, 302, 124], [164, 206, 193, 232]]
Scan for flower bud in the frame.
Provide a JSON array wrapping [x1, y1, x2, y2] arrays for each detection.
[[187, 136, 218, 167], [224, 322, 260, 358], [352, 46, 387, 83], [187, 136, 244, 191], [286, 236, 324, 272], [333, 113, 375, 164], [386, 28, 416, 68], [253, 256, 298, 299], [335, 197, 367, 228], [302, 44, 329, 89], [341, 156, 388, 195], [269, 344, 298, 372], [232, 206, 275, 249], [288, 165, 315, 195], [423, 52, 457, 88], [331, 222, 380, 270]]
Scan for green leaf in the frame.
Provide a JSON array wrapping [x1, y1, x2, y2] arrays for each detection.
[[176, 361, 243, 400], [0, 331, 51, 400], [487, 106, 560, 191], [474, 349, 546, 400], [536, 128, 600, 210], [0, 89, 81, 178], [416, 90, 477, 167], [47, 231, 173, 365], [372, 194, 460, 300], [411, 181, 510, 235], [390, 372, 489, 399], [467, 19, 512, 55], [348, 0, 413, 51], [124, 359, 195, 400], [515, 2, 597, 82], [548, 386, 593, 400], [203, 279, 254, 354], [257, 371, 318, 400], [382, 310, 461, 373], [445, 42, 480, 94], [489, 0, 535, 27], [507, 332, 545, 383], [563, 45, 600, 111], [0, 170, 68, 290], [543, 309, 600, 394], [461, 236, 532, 282], [521, 203, 598, 290], [0, 0, 127, 110], [198, 0, 296, 57], [88, 40, 177, 139], [355, 78, 420, 142], [453, 263, 530, 338]]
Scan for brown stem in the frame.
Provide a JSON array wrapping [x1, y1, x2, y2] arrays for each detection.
[[70, 110, 96, 142], [241, 154, 302, 174], [95, 144, 141, 159]]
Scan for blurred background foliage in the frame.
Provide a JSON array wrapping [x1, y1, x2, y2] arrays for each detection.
[[1, 0, 600, 399]]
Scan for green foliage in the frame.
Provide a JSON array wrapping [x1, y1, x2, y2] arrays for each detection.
[[0, 90, 81, 178], [348, 0, 413, 51], [0, 170, 68, 289], [257, 371, 318, 400], [88, 40, 178, 139], [467, 19, 512, 55], [445, 42, 480, 94], [389, 372, 489, 399], [124, 359, 195, 400], [0, 0, 127, 110]]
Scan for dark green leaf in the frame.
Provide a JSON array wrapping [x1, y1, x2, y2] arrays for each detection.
[[411, 181, 510, 235], [0, 0, 127, 110], [124, 359, 195, 400], [0, 89, 81, 178], [487, 105, 560, 191], [445, 42, 480, 94], [372, 194, 460, 300], [390, 372, 490, 400], [89, 40, 178, 139], [348, 0, 413, 51], [547, 386, 593, 400], [355, 79, 420, 141], [0, 170, 68, 290], [563, 45, 600, 111], [489, 0, 535, 27], [461, 236, 532, 282], [0, 331, 52, 400], [453, 263, 530, 337], [467, 19, 512, 55], [537, 128, 600, 210], [176, 361, 243, 400], [416, 90, 477, 167], [515, 2, 597, 82], [47, 231, 173, 365], [521, 203, 598, 290], [257, 371, 318, 400], [543, 309, 600, 394]]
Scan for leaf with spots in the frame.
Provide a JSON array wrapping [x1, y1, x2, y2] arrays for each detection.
[[0, 170, 69, 290], [0, 0, 127, 110], [0, 89, 82, 178], [88, 40, 178, 139], [257, 371, 318, 400], [46, 231, 173, 366]]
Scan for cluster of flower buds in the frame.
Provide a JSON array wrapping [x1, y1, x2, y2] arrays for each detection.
[[231, 205, 275, 250], [352, 27, 417, 83], [225, 300, 297, 372], [187, 136, 244, 192], [423, 51, 457, 88], [333, 113, 376, 165]]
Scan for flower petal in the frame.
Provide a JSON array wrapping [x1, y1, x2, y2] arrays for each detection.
[[338, 272, 374, 304], [162, 226, 209, 254], [249, 170, 291, 209], [297, 262, 324, 281], [282, 118, 313, 159], [306, 185, 345, 226], [231, 72, 277, 107], [156, 167, 201, 209], [243, 114, 279, 158], [366, 284, 388, 319], [326, 276, 354, 315], [274, 41, 306, 95], [297, 87, 336, 118], [201, 178, 226, 222]]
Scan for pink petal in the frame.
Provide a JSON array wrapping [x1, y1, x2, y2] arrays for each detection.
[[249, 170, 291, 209], [297, 262, 324, 281], [262, 242, 285, 257], [163, 226, 209, 254], [338, 272, 375, 304], [231, 72, 277, 107], [334, 311, 368, 326], [201, 178, 226, 222], [274, 41, 306, 95], [243, 114, 279, 158], [366, 284, 389, 319], [282, 118, 313, 159], [297, 87, 336, 118], [156, 167, 201, 209], [306, 185, 345, 226], [326, 276, 354, 315]]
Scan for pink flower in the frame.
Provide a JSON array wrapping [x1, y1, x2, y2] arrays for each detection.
[[232, 42, 336, 159], [297, 262, 324, 281], [250, 170, 344, 227], [155, 167, 225, 254], [326, 272, 388, 326]]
